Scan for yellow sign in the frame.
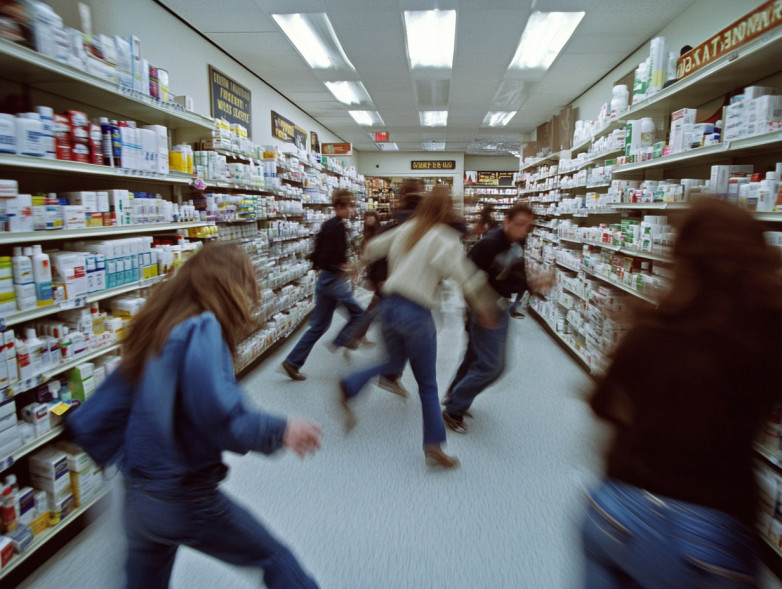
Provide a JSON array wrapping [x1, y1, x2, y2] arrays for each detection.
[[411, 160, 456, 170], [209, 66, 252, 131]]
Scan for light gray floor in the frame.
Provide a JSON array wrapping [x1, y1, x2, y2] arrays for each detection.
[[18, 288, 782, 588]]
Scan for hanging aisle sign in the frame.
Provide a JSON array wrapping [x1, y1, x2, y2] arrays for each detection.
[[411, 160, 456, 170], [209, 66, 252, 131], [677, 0, 782, 79], [271, 111, 307, 149], [465, 171, 516, 186]]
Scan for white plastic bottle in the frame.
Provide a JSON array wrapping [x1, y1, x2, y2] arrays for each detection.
[[610, 85, 629, 119], [16, 113, 45, 157], [11, 247, 32, 286], [24, 328, 42, 376], [640, 117, 655, 148], [757, 172, 779, 213], [31, 245, 53, 306]]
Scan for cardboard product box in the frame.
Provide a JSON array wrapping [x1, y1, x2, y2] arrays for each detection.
[[30, 472, 72, 502], [710, 165, 754, 196], [669, 108, 697, 154], [4, 194, 34, 232], [0, 536, 12, 569], [17, 487, 35, 526], [6, 523, 33, 553], [0, 180, 18, 199], [744, 86, 777, 100], [28, 447, 69, 481], [62, 205, 86, 229], [68, 363, 95, 402], [28, 512, 48, 536]]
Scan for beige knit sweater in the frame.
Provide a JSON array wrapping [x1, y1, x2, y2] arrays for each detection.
[[362, 222, 497, 312]]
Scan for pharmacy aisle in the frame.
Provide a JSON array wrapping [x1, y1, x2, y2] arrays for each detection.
[[15, 294, 782, 588]]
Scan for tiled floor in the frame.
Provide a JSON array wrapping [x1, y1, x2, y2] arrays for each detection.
[[17, 288, 782, 588]]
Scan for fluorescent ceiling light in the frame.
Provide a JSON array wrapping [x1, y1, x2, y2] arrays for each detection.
[[377, 142, 399, 151], [423, 141, 446, 151], [325, 81, 372, 106], [482, 111, 517, 127], [508, 11, 584, 70], [272, 13, 355, 70], [404, 10, 456, 69], [349, 110, 385, 126], [419, 111, 448, 127]]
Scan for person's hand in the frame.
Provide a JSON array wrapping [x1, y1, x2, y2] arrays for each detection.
[[283, 419, 323, 457]]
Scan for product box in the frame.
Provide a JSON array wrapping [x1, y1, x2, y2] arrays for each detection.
[[28, 447, 68, 481], [22, 403, 50, 437], [49, 252, 88, 301], [62, 205, 86, 229], [744, 86, 777, 100], [17, 487, 35, 526], [669, 108, 697, 153], [710, 165, 754, 196], [3, 194, 34, 232], [30, 472, 71, 504], [28, 512, 48, 535], [61, 191, 97, 212], [129, 35, 144, 94], [0, 536, 12, 569], [68, 363, 95, 401], [0, 424, 20, 449], [0, 180, 17, 199], [6, 523, 33, 553]]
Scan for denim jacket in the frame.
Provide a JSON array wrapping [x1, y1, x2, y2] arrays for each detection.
[[67, 312, 287, 494]]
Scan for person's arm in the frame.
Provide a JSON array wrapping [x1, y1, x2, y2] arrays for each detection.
[[362, 226, 398, 263], [180, 314, 316, 455]]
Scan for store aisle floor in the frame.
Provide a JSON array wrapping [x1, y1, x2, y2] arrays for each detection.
[[18, 291, 782, 589]]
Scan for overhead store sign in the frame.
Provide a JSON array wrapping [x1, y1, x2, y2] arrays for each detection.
[[271, 111, 307, 148], [209, 66, 252, 132], [322, 142, 353, 155], [411, 160, 456, 170], [677, 0, 782, 79], [465, 171, 516, 186], [310, 131, 320, 153]]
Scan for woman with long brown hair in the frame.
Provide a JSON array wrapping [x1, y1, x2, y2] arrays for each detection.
[[67, 242, 322, 589], [582, 197, 782, 587], [339, 187, 499, 468]]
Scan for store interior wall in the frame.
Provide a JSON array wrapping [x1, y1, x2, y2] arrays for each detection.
[[463, 156, 519, 172], [569, 0, 761, 128], [43, 0, 352, 164], [356, 151, 465, 202]]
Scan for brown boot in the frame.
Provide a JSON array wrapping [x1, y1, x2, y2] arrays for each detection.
[[424, 445, 460, 469]]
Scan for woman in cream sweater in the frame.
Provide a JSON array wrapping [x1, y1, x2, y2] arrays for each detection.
[[339, 187, 499, 468]]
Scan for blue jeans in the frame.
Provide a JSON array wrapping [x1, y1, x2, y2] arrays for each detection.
[[443, 307, 509, 416], [285, 271, 364, 369], [341, 294, 446, 447], [124, 482, 318, 589], [582, 479, 758, 589]]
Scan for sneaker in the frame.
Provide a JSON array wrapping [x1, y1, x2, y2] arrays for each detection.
[[378, 377, 409, 399], [281, 361, 306, 381], [442, 410, 468, 434], [510, 309, 525, 319], [440, 397, 472, 418]]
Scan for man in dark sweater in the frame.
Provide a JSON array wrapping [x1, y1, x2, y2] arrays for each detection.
[[282, 189, 364, 380], [442, 203, 550, 433]]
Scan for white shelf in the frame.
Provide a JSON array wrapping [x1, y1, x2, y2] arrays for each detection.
[[556, 260, 581, 273], [0, 487, 111, 580], [0, 426, 64, 473], [582, 239, 621, 252], [2, 343, 122, 401], [580, 265, 659, 305], [0, 154, 194, 184], [235, 304, 314, 373], [0, 39, 212, 132], [612, 131, 782, 175], [558, 236, 582, 245], [570, 120, 627, 156], [528, 306, 592, 372], [0, 222, 206, 245], [608, 202, 688, 211], [1, 276, 164, 328]]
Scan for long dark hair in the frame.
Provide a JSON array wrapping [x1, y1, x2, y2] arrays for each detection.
[[119, 242, 259, 384], [643, 197, 782, 331]]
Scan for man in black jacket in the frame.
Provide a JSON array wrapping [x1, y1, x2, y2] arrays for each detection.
[[282, 189, 364, 380], [442, 203, 551, 433]]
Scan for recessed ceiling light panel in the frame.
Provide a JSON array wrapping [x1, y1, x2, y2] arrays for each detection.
[[482, 111, 518, 127], [349, 110, 385, 126], [272, 13, 355, 70], [325, 81, 373, 106], [419, 111, 448, 127], [508, 11, 584, 71], [404, 10, 456, 69]]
